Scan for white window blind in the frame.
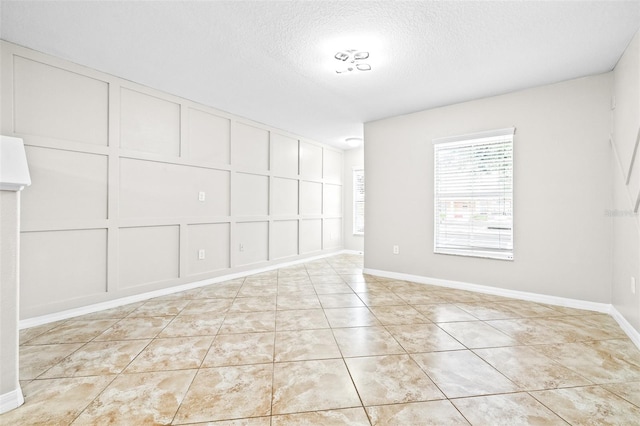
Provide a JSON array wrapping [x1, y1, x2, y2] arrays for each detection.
[[353, 168, 365, 235], [433, 128, 514, 260]]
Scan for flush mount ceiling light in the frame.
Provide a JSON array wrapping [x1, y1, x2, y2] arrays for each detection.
[[345, 137, 363, 147], [335, 50, 371, 74]]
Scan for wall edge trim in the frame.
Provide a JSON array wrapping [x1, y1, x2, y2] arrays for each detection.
[[0, 387, 24, 415], [19, 250, 351, 329], [363, 267, 610, 312], [610, 305, 640, 350]]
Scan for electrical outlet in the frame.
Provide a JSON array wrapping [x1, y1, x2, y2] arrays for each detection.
[[239, 243, 244, 252], [198, 191, 206, 202], [198, 249, 205, 260], [393, 245, 399, 255], [632, 277, 637, 295]]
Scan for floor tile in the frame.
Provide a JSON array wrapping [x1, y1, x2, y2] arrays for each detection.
[[394, 291, 445, 304], [332, 326, 405, 357], [474, 345, 591, 390], [181, 298, 234, 315], [275, 308, 330, 331], [602, 381, 640, 407], [73, 370, 196, 425], [412, 350, 519, 398], [313, 282, 355, 293], [95, 316, 172, 341], [218, 311, 275, 334], [124, 336, 213, 373], [158, 314, 224, 337], [19, 320, 68, 345], [356, 291, 406, 306], [127, 299, 189, 317], [275, 329, 341, 362], [277, 294, 321, 310], [534, 340, 640, 383], [438, 321, 519, 348], [41, 339, 150, 378], [413, 303, 478, 322], [271, 407, 370, 425], [237, 283, 278, 297], [452, 392, 566, 425], [324, 307, 381, 328], [345, 354, 444, 405], [27, 319, 119, 344], [272, 359, 361, 414], [531, 385, 640, 425], [369, 305, 429, 325], [366, 400, 470, 425], [199, 283, 241, 299], [0, 376, 115, 425], [385, 323, 465, 353], [229, 296, 277, 312], [202, 332, 275, 367], [487, 317, 585, 345], [455, 302, 522, 320], [75, 302, 144, 321], [309, 275, 347, 285], [318, 293, 365, 308], [19, 342, 83, 380], [183, 418, 271, 425], [174, 364, 273, 423]]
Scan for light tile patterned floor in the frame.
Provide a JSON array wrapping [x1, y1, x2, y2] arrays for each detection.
[[3, 254, 640, 425]]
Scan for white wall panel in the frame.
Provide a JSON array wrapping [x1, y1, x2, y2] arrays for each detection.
[[120, 88, 181, 156], [299, 141, 323, 180], [22, 146, 107, 224], [188, 108, 230, 164], [236, 221, 269, 265], [187, 223, 230, 275], [300, 219, 322, 254], [233, 123, 269, 171], [2, 41, 344, 319], [234, 173, 269, 216], [119, 226, 180, 288], [323, 184, 342, 216], [271, 177, 298, 216], [13, 56, 108, 145], [120, 158, 230, 218], [299, 181, 323, 215], [323, 149, 343, 182], [323, 218, 343, 249], [271, 133, 299, 176], [20, 229, 107, 310], [271, 220, 298, 259]]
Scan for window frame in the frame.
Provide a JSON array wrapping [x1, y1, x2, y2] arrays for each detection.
[[432, 127, 515, 261]]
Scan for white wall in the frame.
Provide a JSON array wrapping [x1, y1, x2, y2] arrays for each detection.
[[0, 41, 344, 319], [364, 74, 612, 303], [343, 146, 364, 253], [611, 29, 640, 331]]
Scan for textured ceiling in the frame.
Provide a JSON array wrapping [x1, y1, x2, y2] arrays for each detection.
[[1, 1, 639, 148]]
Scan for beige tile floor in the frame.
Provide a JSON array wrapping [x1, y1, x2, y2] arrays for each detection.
[[3, 254, 640, 425]]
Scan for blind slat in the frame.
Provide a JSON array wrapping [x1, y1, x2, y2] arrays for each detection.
[[434, 130, 513, 261]]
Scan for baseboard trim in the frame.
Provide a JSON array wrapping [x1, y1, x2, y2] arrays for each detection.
[[0, 387, 24, 414], [20, 250, 348, 329], [610, 306, 640, 349], [363, 267, 610, 313]]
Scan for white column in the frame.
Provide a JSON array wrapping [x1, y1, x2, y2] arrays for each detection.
[[0, 136, 31, 414]]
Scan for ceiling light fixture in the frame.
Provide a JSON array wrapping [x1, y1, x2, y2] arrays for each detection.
[[345, 137, 363, 148], [335, 49, 371, 74]]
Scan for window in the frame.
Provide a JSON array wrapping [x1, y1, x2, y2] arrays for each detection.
[[353, 168, 365, 235], [433, 128, 514, 260]]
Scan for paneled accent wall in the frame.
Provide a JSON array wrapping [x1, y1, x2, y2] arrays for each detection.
[[0, 41, 343, 319]]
